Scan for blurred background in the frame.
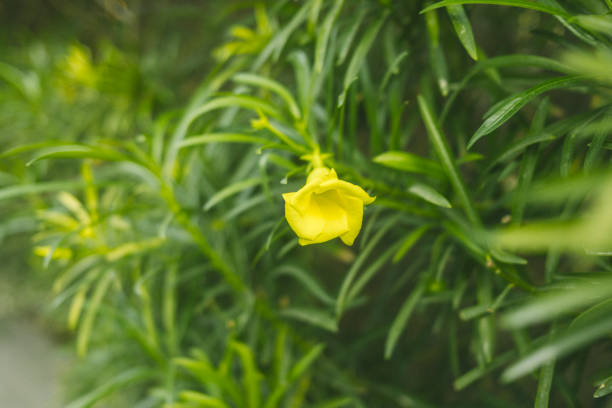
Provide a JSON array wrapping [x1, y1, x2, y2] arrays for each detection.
[[1, 1, 228, 406]]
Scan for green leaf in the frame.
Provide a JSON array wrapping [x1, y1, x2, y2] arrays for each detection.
[[535, 360, 555, 408], [346, 241, 400, 303], [314, 398, 354, 408], [488, 248, 527, 265], [501, 278, 612, 329], [179, 133, 271, 149], [280, 307, 338, 332], [230, 341, 261, 408], [407, 183, 452, 208], [234, 72, 301, 119], [384, 280, 426, 359], [179, 391, 230, 408], [467, 76, 583, 149], [372, 151, 444, 177], [0, 181, 84, 202], [572, 14, 612, 35], [487, 132, 554, 169], [454, 350, 515, 390], [164, 94, 281, 178], [76, 271, 114, 356], [425, 8, 449, 96], [336, 217, 396, 318], [421, 1, 572, 19], [418, 95, 480, 225], [441, 54, 569, 123], [25, 144, 131, 166], [64, 367, 152, 408], [502, 314, 612, 382], [289, 343, 326, 380], [379, 51, 409, 94], [253, 0, 311, 68], [336, 6, 367, 66], [338, 12, 387, 107], [594, 375, 612, 398], [446, 5, 478, 60], [263, 343, 326, 408], [204, 178, 263, 211], [273, 265, 335, 306], [393, 225, 431, 263], [174, 357, 242, 405], [314, 0, 344, 73], [105, 238, 165, 262]]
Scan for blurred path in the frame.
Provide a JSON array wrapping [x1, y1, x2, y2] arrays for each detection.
[[0, 318, 66, 408]]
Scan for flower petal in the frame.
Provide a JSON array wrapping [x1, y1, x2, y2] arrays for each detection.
[[285, 197, 325, 241], [306, 167, 338, 184], [319, 179, 375, 204], [339, 195, 364, 246], [309, 190, 349, 243]]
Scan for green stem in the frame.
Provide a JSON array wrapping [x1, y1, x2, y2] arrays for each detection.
[[417, 94, 481, 226], [160, 183, 246, 294]]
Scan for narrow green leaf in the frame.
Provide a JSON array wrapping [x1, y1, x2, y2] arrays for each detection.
[[263, 343, 326, 408], [174, 357, 242, 405], [336, 217, 396, 318], [281, 307, 338, 332], [418, 95, 480, 225], [179, 391, 230, 408], [234, 72, 301, 119], [501, 278, 612, 329], [379, 51, 409, 94], [535, 360, 555, 408], [373, 151, 444, 177], [594, 375, 612, 398], [572, 14, 612, 35], [408, 183, 452, 208], [315, 397, 354, 408], [421, 1, 572, 20], [336, 6, 366, 66], [289, 343, 325, 380], [253, 1, 311, 69], [338, 13, 387, 107], [502, 314, 612, 382], [64, 367, 152, 408], [346, 241, 399, 303], [425, 9, 449, 96], [273, 265, 335, 306], [53, 255, 101, 294], [164, 94, 281, 178], [488, 248, 527, 265], [314, 0, 344, 73], [384, 280, 426, 359], [105, 238, 165, 262], [179, 133, 271, 149], [441, 54, 569, 123], [289, 51, 312, 116], [446, 5, 478, 60], [230, 341, 261, 408], [454, 350, 515, 390], [204, 178, 262, 211], [488, 132, 554, 169], [467, 76, 583, 149], [393, 225, 431, 263], [76, 271, 114, 356]]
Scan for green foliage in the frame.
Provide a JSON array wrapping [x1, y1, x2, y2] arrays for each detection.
[[2, 0, 612, 407]]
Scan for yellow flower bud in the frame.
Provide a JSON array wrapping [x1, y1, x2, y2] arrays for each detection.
[[282, 167, 375, 246]]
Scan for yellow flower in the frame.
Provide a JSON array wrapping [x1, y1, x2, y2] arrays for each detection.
[[282, 167, 375, 246]]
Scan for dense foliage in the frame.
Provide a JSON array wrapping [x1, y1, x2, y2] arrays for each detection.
[[1, 1, 612, 407]]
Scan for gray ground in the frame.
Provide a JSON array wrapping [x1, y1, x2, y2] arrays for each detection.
[[0, 318, 68, 408]]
